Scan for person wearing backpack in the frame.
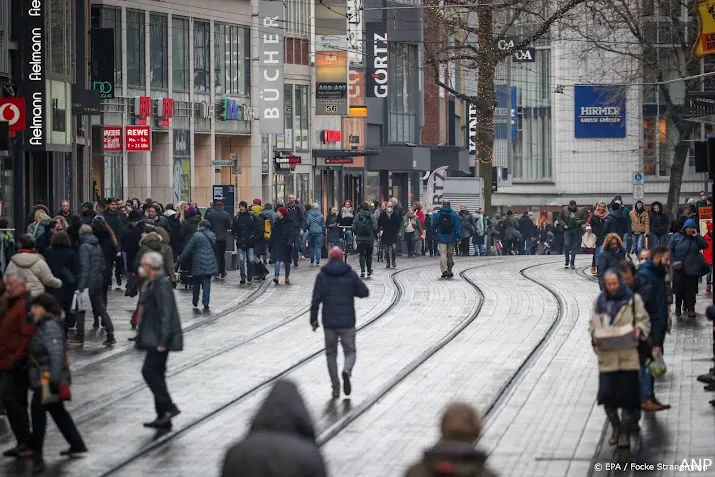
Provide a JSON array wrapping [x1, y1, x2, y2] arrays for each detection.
[[432, 201, 462, 278], [305, 204, 326, 267], [353, 202, 377, 277]]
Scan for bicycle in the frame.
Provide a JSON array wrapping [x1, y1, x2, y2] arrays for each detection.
[[337, 226, 353, 263]]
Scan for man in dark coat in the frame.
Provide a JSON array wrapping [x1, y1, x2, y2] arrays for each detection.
[[378, 205, 403, 269], [558, 200, 587, 269], [102, 198, 127, 287], [285, 195, 305, 267], [518, 211, 536, 255], [121, 211, 145, 288], [135, 251, 183, 429], [207, 201, 232, 279], [147, 204, 169, 230], [220, 379, 326, 477], [310, 247, 369, 398], [232, 201, 258, 284], [55, 200, 73, 220], [270, 208, 296, 283], [648, 201, 670, 249], [669, 218, 707, 317], [73, 225, 115, 346], [80, 202, 96, 225], [0, 275, 34, 457]]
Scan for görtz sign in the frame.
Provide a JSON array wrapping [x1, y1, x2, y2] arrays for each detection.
[[26, 0, 46, 150]]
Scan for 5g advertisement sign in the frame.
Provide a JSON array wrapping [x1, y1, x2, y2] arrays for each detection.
[[91, 28, 115, 99]]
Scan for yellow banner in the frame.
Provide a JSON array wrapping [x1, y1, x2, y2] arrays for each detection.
[[693, 0, 715, 57]]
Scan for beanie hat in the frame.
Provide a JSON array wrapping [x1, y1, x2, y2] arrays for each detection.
[[278, 207, 289, 217], [253, 198, 262, 205], [328, 246, 344, 261], [239, 200, 248, 209]]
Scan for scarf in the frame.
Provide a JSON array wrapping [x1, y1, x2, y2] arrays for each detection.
[[595, 270, 633, 321], [593, 208, 609, 220], [341, 207, 354, 218]]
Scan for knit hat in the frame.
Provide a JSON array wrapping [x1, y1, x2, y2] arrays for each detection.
[[81, 201, 93, 209], [278, 207, 289, 217], [328, 246, 344, 261], [253, 198, 262, 206], [239, 200, 248, 209], [128, 210, 143, 221]]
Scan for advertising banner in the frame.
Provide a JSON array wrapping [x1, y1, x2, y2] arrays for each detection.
[[467, 103, 477, 156], [426, 166, 448, 210], [316, 48, 349, 115], [91, 28, 115, 99], [574, 85, 626, 138], [125, 125, 151, 151], [25, 0, 46, 150], [0, 98, 26, 135], [495, 86, 517, 140], [693, 0, 715, 58], [699, 206, 712, 235], [365, 21, 388, 98], [103, 126, 123, 152], [258, 0, 284, 134]]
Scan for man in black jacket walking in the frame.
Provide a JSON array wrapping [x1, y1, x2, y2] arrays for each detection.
[[102, 198, 127, 287], [310, 247, 369, 399], [286, 195, 305, 267], [136, 251, 183, 429], [207, 201, 232, 278]]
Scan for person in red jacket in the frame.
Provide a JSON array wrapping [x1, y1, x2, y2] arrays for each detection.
[[705, 222, 713, 293], [0, 275, 35, 457], [413, 202, 426, 255]]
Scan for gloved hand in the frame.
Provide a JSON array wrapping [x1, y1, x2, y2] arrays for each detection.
[[49, 381, 60, 395], [311, 322, 319, 332]]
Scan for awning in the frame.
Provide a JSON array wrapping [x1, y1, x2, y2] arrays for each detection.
[[429, 146, 470, 172], [312, 149, 380, 158], [685, 91, 715, 123], [366, 146, 431, 171]]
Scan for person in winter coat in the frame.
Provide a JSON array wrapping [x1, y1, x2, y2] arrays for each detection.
[[270, 208, 296, 284], [629, 200, 650, 259], [472, 209, 487, 256], [73, 225, 115, 346], [310, 247, 369, 398], [80, 204, 97, 226], [405, 403, 496, 477], [517, 211, 536, 255], [180, 206, 201, 257], [413, 202, 426, 255], [337, 200, 356, 252], [206, 201, 232, 279], [44, 232, 77, 329], [25, 294, 87, 457], [135, 251, 183, 429], [457, 205, 475, 257], [122, 211, 144, 286], [0, 275, 35, 457], [669, 218, 708, 318], [590, 201, 609, 275], [558, 200, 587, 269], [605, 197, 630, 242], [378, 204, 403, 269], [178, 220, 218, 310], [597, 233, 627, 288], [102, 198, 127, 288], [220, 379, 327, 477], [26, 209, 51, 244], [424, 209, 438, 257], [705, 222, 714, 294], [92, 216, 121, 306], [5, 234, 62, 298], [286, 195, 305, 266], [679, 200, 698, 226], [66, 214, 83, 248], [305, 204, 326, 267], [326, 206, 340, 250], [403, 207, 423, 258], [147, 204, 169, 231], [590, 269, 650, 450], [432, 201, 462, 278], [634, 248, 673, 412], [232, 201, 258, 284], [136, 224, 175, 281], [352, 202, 377, 277], [648, 201, 669, 249]]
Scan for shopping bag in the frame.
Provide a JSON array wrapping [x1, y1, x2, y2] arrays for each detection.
[[71, 289, 91, 313], [40, 371, 71, 404], [590, 315, 638, 350], [648, 355, 667, 376]]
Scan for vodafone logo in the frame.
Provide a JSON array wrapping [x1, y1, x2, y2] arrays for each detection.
[[0, 98, 26, 133]]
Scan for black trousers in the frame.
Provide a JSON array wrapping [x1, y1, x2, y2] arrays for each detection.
[[459, 238, 471, 256], [29, 390, 85, 452], [357, 243, 374, 273], [0, 369, 31, 446], [77, 291, 115, 337], [674, 272, 699, 312], [142, 351, 176, 417], [215, 239, 227, 275]]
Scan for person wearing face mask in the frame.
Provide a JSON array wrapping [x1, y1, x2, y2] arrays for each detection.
[[378, 204, 403, 269], [635, 247, 673, 413], [590, 269, 650, 451], [669, 218, 708, 318], [648, 201, 669, 249], [696, 191, 709, 209], [597, 233, 626, 288], [605, 196, 629, 242], [403, 207, 423, 258], [337, 200, 355, 252], [629, 200, 650, 261]]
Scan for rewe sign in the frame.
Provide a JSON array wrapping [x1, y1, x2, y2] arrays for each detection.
[[125, 125, 151, 151]]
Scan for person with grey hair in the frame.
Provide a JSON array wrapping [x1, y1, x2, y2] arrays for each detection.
[[305, 203, 326, 266], [72, 224, 116, 346], [178, 219, 218, 310], [136, 251, 183, 429]]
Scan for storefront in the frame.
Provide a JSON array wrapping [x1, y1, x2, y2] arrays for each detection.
[[365, 146, 431, 206]]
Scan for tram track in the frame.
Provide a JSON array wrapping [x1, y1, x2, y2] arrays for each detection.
[[92, 259, 482, 477]]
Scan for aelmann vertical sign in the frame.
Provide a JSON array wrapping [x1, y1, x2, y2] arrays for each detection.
[[26, 0, 46, 150]]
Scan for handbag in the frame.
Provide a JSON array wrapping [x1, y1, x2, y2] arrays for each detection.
[[591, 299, 639, 350], [71, 289, 91, 313]]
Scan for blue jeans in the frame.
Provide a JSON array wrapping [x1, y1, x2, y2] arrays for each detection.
[[237, 247, 255, 279], [274, 260, 291, 277], [633, 234, 645, 257], [520, 237, 532, 255], [292, 233, 302, 264], [309, 233, 323, 264], [564, 229, 579, 265], [592, 244, 603, 267], [193, 274, 211, 307], [650, 233, 667, 248], [638, 363, 654, 403]]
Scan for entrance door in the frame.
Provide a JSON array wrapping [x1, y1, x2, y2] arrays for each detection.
[[343, 172, 362, 208]]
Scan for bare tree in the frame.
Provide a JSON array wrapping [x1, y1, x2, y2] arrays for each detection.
[[423, 0, 590, 210], [565, 0, 699, 217]]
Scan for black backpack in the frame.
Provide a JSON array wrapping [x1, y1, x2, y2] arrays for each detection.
[[438, 212, 453, 234], [354, 213, 372, 237]]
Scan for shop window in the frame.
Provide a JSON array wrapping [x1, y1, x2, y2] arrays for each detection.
[[172, 17, 189, 91], [48, 0, 71, 77], [295, 85, 309, 151], [150, 14, 169, 89], [194, 20, 211, 94], [297, 173, 310, 205], [643, 116, 670, 176], [126, 10, 146, 87], [282, 84, 294, 149], [388, 43, 417, 143], [215, 23, 249, 96], [91, 6, 122, 86]]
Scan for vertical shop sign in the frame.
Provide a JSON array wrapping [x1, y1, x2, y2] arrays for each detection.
[[365, 21, 388, 98], [315, 36, 349, 115], [26, 0, 46, 150], [258, 0, 284, 134]]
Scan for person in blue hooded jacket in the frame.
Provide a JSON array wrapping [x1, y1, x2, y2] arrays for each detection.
[[432, 201, 462, 279], [310, 247, 369, 399], [669, 218, 707, 318]]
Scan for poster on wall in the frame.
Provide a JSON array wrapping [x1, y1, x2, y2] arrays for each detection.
[[495, 86, 517, 140], [173, 159, 191, 204], [315, 46, 349, 115], [574, 85, 626, 138]]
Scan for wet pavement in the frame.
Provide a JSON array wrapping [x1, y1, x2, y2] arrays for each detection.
[[0, 255, 713, 477]]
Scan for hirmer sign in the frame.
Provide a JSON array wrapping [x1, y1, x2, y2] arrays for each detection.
[[26, 0, 46, 149], [574, 85, 626, 138]]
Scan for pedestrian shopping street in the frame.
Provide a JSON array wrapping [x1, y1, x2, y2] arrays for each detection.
[[1, 256, 713, 477]]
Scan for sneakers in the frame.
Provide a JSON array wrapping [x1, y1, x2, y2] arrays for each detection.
[[641, 399, 668, 412], [367, 269, 373, 277], [386, 264, 391, 269], [697, 369, 715, 384], [240, 276, 246, 285], [332, 389, 340, 399], [220, 272, 227, 279], [203, 305, 210, 312], [688, 310, 697, 318], [441, 271, 448, 278], [608, 429, 619, 446], [617, 432, 630, 449], [360, 271, 365, 278], [447, 272, 454, 278], [3, 445, 28, 457], [342, 370, 352, 396], [564, 262, 569, 269], [103, 335, 117, 346], [570, 263, 575, 270]]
